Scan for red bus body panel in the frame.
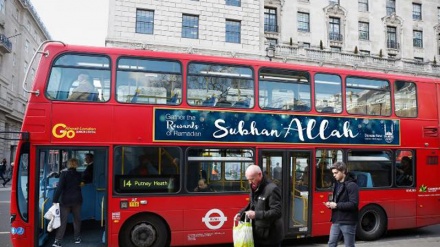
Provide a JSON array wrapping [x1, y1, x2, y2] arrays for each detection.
[[10, 43, 440, 246]]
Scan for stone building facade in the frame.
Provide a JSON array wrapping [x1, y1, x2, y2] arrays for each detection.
[[106, 0, 440, 77], [0, 0, 50, 162]]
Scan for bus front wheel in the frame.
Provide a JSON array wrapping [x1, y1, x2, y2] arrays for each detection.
[[119, 214, 169, 247], [357, 204, 387, 241]]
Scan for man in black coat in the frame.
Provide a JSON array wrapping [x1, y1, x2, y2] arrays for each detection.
[[81, 153, 94, 183], [234, 164, 284, 247], [324, 161, 359, 247]]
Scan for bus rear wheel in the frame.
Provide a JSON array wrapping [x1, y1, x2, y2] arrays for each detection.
[[357, 204, 387, 241], [119, 214, 169, 247]]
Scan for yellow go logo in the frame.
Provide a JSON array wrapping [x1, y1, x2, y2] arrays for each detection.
[[52, 123, 75, 139]]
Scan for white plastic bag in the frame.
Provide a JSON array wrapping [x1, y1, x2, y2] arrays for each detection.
[[44, 203, 60, 232], [233, 218, 254, 247]]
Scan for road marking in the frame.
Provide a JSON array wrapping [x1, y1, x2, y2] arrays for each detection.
[[0, 201, 11, 203], [0, 232, 10, 234]]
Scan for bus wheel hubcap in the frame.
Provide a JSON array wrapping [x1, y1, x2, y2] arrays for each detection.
[[131, 223, 156, 247]]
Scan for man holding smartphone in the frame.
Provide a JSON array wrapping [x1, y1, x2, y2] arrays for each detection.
[[324, 161, 359, 247]]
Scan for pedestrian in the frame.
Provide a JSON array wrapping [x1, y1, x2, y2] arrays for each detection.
[[234, 164, 284, 247], [272, 162, 281, 180], [324, 161, 359, 247], [52, 158, 83, 247], [0, 158, 11, 187], [81, 153, 94, 183]]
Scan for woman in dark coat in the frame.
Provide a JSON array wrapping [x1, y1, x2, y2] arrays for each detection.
[[52, 158, 83, 247]]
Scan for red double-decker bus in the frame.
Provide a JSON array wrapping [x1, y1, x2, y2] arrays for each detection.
[[9, 41, 440, 247]]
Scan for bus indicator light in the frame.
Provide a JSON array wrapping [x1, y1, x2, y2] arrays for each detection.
[[11, 227, 24, 235], [129, 201, 140, 207], [120, 201, 128, 209]]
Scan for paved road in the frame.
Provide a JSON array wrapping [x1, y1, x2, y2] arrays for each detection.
[[282, 222, 440, 247], [1, 185, 439, 247], [0, 183, 12, 247]]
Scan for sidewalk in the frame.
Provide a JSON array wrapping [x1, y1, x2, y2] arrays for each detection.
[[354, 236, 440, 246], [293, 236, 440, 247], [0, 184, 11, 192]]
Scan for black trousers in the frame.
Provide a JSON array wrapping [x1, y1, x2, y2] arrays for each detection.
[[55, 204, 82, 241]]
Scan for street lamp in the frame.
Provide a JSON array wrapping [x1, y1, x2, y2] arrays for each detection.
[[266, 43, 275, 61]]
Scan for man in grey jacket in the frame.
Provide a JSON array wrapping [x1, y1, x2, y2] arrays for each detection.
[[234, 164, 284, 247]]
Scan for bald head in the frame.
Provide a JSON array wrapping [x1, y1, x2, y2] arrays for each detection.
[[246, 164, 261, 176], [245, 164, 263, 188]]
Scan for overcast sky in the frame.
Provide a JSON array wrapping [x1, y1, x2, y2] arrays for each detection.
[[31, 0, 109, 46]]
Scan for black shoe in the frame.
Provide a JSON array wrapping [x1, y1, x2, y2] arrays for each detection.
[[52, 239, 62, 247]]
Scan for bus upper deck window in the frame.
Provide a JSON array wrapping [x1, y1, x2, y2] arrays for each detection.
[[259, 68, 311, 111], [187, 63, 254, 108], [394, 81, 417, 118], [45, 54, 111, 102], [346, 77, 391, 116], [116, 57, 182, 105], [315, 73, 342, 114]]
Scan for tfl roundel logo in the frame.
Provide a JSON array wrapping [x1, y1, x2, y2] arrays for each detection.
[[201, 208, 228, 230]]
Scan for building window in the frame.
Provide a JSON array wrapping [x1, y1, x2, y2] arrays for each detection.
[[438, 7, 440, 22], [413, 30, 423, 48], [226, 0, 240, 7], [329, 17, 341, 41], [331, 46, 341, 52], [182, 14, 199, 39], [136, 9, 154, 34], [303, 42, 310, 48], [329, 0, 339, 5], [298, 12, 310, 32], [358, 0, 368, 12], [0, 0, 5, 14], [267, 38, 277, 46], [226, 20, 241, 43], [386, 0, 395, 15], [438, 33, 440, 55], [360, 50, 370, 56], [412, 3, 422, 20], [264, 8, 277, 32], [414, 57, 423, 62], [387, 26, 398, 49], [25, 40, 29, 53], [358, 22, 369, 40]]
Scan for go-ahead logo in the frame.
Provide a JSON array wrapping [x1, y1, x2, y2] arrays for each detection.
[[52, 123, 97, 139]]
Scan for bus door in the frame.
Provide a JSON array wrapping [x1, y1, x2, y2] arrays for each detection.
[[35, 147, 108, 247], [260, 150, 311, 238]]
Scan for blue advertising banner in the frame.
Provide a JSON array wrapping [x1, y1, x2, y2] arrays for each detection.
[[154, 108, 400, 145]]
